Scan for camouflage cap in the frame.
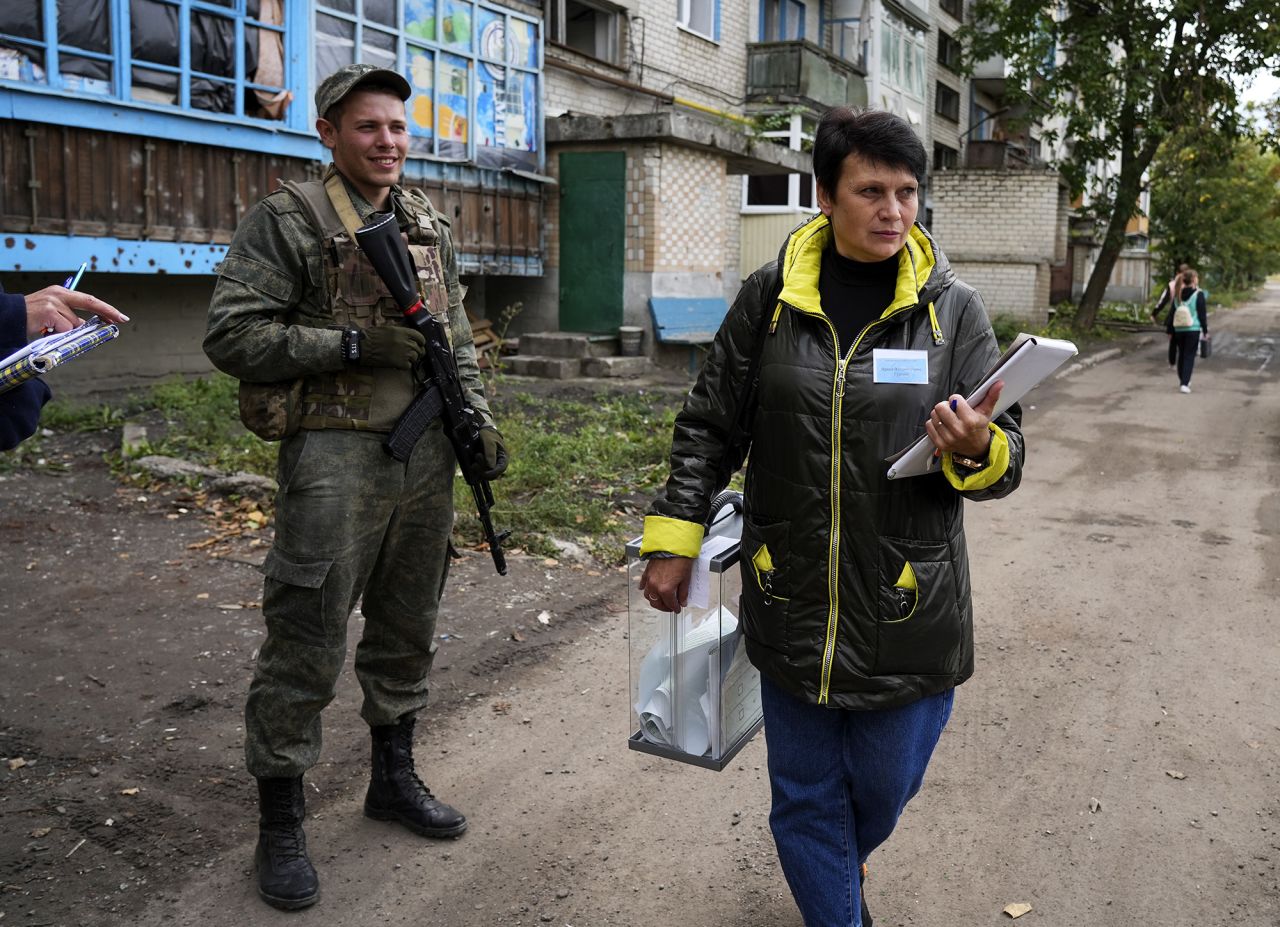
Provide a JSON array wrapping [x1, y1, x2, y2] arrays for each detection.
[[315, 63, 411, 119]]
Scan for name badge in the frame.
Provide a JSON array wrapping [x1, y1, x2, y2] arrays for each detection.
[[872, 348, 930, 384]]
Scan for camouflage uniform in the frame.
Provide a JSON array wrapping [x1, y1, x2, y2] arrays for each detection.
[[205, 167, 490, 779]]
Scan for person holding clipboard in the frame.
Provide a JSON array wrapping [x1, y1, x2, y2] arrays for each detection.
[[638, 108, 1026, 927], [0, 268, 127, 450]]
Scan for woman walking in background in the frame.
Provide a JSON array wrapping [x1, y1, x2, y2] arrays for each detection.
[[1163, 268, 1209, 393]]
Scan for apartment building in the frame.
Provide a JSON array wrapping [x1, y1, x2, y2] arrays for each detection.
[[494, 0, 807, 358]]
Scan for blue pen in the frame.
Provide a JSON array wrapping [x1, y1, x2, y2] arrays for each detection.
[[63, 262, 87, 292], [43, 262, 93, 335]]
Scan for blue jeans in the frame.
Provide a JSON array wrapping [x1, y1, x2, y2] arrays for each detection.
[[760, 676, 955, 927]]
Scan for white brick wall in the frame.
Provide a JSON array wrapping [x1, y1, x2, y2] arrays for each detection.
[[544, 0, 749, 119], [931, 169, 1064, 262], [931, 169, 1066, 321], [655, 145, 726, 273], [539, 0, 758, 339]]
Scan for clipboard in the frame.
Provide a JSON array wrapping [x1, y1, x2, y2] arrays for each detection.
[[885, 332, 1077, 480], [0, 319, 121, 394]]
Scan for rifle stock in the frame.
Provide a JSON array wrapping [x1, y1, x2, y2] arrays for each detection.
[[355, 212, 511, 575]]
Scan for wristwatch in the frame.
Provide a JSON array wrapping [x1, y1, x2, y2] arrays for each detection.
[[340, 328, 362, 364], [951, 453, 988, 472]]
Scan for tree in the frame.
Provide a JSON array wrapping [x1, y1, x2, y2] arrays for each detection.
[[962, 0, 1280, 330], [1150, 131, 1280, 292]]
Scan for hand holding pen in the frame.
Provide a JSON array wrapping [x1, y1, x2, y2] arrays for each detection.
[[23, 262, 129, 341], [925, 381, 1005, 460]]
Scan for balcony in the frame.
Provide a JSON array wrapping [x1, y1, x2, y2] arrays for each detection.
[[971, 53, 1011, 99], [746, 41, 867, 112], [964, 139, 1045, 169]]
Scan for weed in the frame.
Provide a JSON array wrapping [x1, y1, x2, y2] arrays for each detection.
[[479, 301, 524, 397]]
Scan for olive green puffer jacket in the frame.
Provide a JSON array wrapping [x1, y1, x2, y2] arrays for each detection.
[[642, 215, 1025, 710]]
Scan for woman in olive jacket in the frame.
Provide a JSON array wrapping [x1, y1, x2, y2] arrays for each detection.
[[639, 108, 1025, 927]]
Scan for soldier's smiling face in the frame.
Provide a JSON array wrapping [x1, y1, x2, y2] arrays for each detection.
[[317, 89, 408, 210]]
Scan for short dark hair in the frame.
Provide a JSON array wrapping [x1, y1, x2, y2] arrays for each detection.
[[812, 107, 927, 196], [323, 80, 406, 127]]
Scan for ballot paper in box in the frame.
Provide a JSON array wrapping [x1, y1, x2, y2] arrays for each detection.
[[626, 492, 764, 770]]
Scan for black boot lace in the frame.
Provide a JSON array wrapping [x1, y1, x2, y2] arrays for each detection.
[[265, 780, 308, 863], [391, 723, 438, 804]]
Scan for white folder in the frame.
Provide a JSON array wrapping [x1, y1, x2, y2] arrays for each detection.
[[886, 333, 1078, 480]]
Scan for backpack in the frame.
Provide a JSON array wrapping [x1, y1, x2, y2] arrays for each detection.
[[1172, 289, 1199, 330]]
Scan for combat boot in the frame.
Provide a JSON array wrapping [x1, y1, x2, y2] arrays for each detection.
[[364, 715, 468, 838], [254, 776, 319, 911]]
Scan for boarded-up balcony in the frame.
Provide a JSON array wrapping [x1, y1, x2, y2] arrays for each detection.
[[746, 41, 867, 112], [0, 121, 545, 276], [964, 139, 1045, 169]]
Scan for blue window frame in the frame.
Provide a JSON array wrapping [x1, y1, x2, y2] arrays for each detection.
[[824, 0, 865, 69], [0, 0, 298, 124], [759, 0, 804, 42], [0, 0, 543, 169], [678, 0, 720, 42]]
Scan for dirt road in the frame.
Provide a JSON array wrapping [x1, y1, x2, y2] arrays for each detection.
[[3, 287, 1278, 927]]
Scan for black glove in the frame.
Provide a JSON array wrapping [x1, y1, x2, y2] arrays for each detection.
[[353, 326, 426, 369], [479, 426, 508, 480]]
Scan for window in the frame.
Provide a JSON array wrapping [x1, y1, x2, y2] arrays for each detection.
[[972, 103, 993, 140], [933, 142, 958, 171], [879, 11, 925, 100], [678, 0, 718, 41], [935, 82, 960, 122], [761, 0, 805, 41], [549, 0, 623, 66], [0, 0, 292, 120], [828, 0, 864, 68], [938, 31, 962, 73], [0, 0, 543, 168], [742, 112, 815, 212], [939, 0, 963, 20], [322, 0, 541, 168]]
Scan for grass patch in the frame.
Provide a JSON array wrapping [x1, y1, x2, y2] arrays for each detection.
[[7, 373, 682, 564], [456, 391, 678, 562]]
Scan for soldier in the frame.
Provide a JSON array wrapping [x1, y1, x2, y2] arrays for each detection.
[[204, 64, 508, 911]]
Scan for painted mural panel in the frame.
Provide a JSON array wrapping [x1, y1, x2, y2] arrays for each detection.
[[437, 52, 469, 159], [474, 12, 537, 170], [406, 44, 435, 155]]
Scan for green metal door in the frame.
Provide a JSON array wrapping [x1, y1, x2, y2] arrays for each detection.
[[558, 151, 625, 333]]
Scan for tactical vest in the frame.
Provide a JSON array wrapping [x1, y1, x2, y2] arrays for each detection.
[[280, 168, 452, 432]]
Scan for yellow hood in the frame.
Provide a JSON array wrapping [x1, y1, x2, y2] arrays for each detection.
[[776, 214, 937, 321]]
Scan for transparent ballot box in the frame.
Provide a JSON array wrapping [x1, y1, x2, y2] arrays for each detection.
[[626, 496, 764, 771]]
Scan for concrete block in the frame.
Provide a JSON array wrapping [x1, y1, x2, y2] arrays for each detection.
[[505, 355, 581, 379], [581, 356, 652, 378], [519, 332, 619, 358]]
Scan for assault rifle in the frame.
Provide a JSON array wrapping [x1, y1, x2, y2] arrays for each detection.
[[355, 211, 510, 575]]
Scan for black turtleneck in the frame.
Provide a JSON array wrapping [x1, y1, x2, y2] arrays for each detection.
[[819, 247, 899, 355]]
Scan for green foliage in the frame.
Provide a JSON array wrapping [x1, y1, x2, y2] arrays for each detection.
[[1150, 133, 1280, 292], [452, 391, 679, 562], [137, 374, 279, 475], [988, 313, 1024, 348], [961, 0, 1280, 328], [989, 302, 1128, 350], [40, 401, 127, 432]]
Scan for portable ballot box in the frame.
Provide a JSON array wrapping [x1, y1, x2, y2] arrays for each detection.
[[626, 496, 764, 770]]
